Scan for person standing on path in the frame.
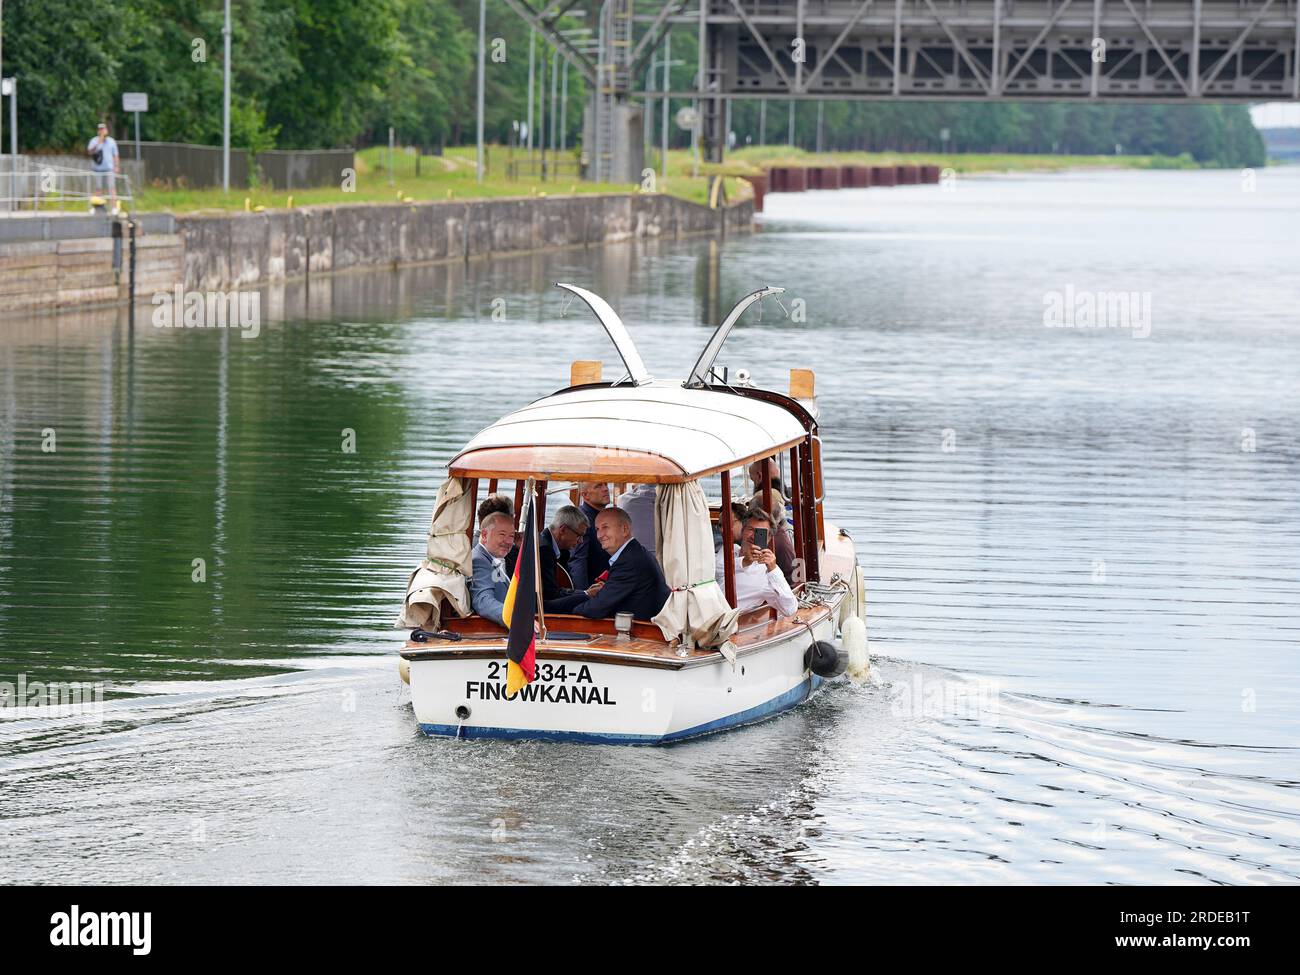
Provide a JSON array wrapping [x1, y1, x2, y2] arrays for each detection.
[[86, 122, 121, 213]]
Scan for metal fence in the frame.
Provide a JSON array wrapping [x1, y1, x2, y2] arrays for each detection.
[[117, 141, 249, 189], [0, 142, 355, 212], [505, 154, 583, 182], [0, 157, 135, 213], [116, 141, 353, 189], [254, 149, 354, 190], [24, 153, 146, 189]]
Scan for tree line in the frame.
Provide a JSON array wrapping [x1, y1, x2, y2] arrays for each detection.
[[726, 100, 1266, 166], [4, 0, 563, 153], [3, 0, 1264, 168]]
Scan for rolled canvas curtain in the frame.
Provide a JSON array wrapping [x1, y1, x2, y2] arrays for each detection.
[[652, 481, 740, 649], [396, 476, 474, 629]]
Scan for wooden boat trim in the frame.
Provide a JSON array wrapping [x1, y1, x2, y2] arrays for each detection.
[[400, 603, 837, 672], [449, 381, 809, 482], [450, 438, 806, 483], [450, 444, 686, 481]]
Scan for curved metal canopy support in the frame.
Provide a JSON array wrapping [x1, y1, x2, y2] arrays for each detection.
[[555, 282, 652, 387], [685, 286, 786, 388]]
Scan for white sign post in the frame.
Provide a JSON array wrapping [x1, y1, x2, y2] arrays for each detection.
[[122, 92, 148, 164], [1, 77, 14, 210]]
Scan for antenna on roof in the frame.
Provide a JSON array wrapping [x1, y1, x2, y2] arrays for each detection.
[[554, 283, 653, 387], [684, 286, 786, 388]]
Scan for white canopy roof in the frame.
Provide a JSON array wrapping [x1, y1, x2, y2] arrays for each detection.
[[450, 381, 808, 481]]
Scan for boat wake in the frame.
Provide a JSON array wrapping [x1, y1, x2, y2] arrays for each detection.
[[607, 659, 1300, 885]]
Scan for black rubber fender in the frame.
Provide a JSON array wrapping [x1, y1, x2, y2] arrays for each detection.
[[805, 639, 848, 679]]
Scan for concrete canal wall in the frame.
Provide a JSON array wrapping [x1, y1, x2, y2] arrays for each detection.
[[0, 193, 753, 317]]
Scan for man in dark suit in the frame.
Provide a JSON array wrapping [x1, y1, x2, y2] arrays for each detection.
[[568, 482, 611, 590], [539, 505, 601, 613], [571, 507, 669, 622]]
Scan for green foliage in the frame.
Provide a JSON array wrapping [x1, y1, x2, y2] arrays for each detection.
[[3, 0, 127, 149], [728, 99, 1266, 168], [443, 2, 588, 149], [1144, 153, 1198, 170], [265, 0, 400, 147], [112, 0, 289, 149], [366, 0, 474, 147]]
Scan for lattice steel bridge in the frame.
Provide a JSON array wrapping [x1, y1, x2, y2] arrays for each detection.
[[502, 0, 1299, 174]]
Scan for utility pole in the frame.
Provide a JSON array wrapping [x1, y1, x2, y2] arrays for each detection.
[[222, 0, 231, 192], [644, 56, 654, 161], [694, 0, 703, 176], [594, 2, 607, 182], [1, 0, 5, 174], [550, 47, 559, 155], [661, 32, 671, 180], [539, 50, 547, 179], [3, 77, 13, 207], [527, 30, 536, 154], [476, 0, 486, 182], [560, 58, 569, 152]]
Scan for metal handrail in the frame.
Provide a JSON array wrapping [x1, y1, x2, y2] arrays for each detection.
[[811, 433, 826, 505], [0, 160, 134, 213]]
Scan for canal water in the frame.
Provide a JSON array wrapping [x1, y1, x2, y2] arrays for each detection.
[[1, 168, 1297, 884]]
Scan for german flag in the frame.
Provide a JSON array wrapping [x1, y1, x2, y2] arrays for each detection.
[[500, 493, 538, 698]]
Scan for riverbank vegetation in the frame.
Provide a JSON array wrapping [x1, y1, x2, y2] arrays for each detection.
[[721, 145, 1200, 174], [125, 144, 1192, 215], [727, 102, 1265, 168]]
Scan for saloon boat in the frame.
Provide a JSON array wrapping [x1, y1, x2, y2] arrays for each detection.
[[397, 284, 869, 744]]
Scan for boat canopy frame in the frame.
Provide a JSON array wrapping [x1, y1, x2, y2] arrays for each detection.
[[448, 379, 817, 485], [460, 392, 821, 595], [449, 284, 827, 600]]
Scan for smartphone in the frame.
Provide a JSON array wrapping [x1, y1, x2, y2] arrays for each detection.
[[753, 527, 769, 550]]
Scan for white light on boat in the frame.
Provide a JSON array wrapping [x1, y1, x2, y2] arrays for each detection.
[[614, 612, 633, 642]]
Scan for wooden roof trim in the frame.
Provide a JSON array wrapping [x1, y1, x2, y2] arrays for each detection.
[[448, 437, 807, 483], [449, 444, 689, 483], [684, 436, 808, 480]]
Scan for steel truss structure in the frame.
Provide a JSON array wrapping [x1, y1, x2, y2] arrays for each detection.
[[500, 1, 1300, 167]]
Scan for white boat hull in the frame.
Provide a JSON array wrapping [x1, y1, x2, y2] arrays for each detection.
[[406, 614, 838, 745]]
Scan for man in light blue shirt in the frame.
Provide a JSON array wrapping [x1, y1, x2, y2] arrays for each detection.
[[86, 122, 121, 211]]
